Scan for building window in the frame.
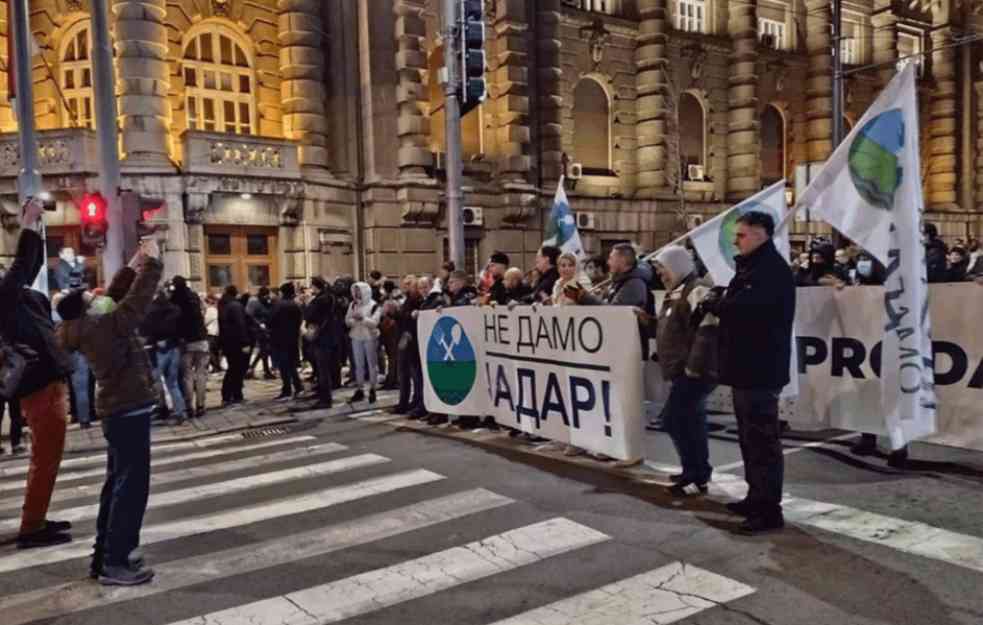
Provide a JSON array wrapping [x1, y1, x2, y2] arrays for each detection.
[[897, 30, 924, 75], [678, 92, 706, 180], [562, 0, 620, 14], [676, 0, 706, 34], [572, 78, 611, 173], [758, 18, 786, 50], [60, 22, 93, 128], [761, 105, 785, 186], [840, 37, 859, 65], [182, 28, 255, 135]]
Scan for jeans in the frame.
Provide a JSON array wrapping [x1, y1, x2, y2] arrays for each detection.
[[181, 344, 210, 414], [70, 351, 92, 425], [96, 408, 152, 567], [272, 346, 303, 396], [155, 346, 187, 419], [663, 376, 714, 484], [221, 346, 248, 402], [397, 342, 423, 411], [19, 382, 68, 534], [351, 337, 379, 389], [732, 387, 784, 518], [1, 397, 23, 449]]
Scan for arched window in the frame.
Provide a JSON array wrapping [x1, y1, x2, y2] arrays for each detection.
[[761, 105, 785, 185], [60, 21, 93, 128], [678, 91, 705, 180], [182, 27, 255, 134], [572, 78, 611, 173]]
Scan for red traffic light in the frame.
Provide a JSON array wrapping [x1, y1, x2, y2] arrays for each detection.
[[78, 192, 107, 225]]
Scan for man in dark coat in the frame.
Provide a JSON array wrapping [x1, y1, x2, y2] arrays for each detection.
[[703, 211, 795, 535], [526, 245, 560, 304], [924, 222, 948, 284], [269, 282, 304, 399], [301, 277, 337, 409], [171, 276, 210, 418], [218, 285, 251, 405], [389, 275, 424, 416], [1, 198, 75, 549]]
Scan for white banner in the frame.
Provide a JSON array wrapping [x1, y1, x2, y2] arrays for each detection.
[[788, 285, 982, 450], [418, 306, 645, 460]]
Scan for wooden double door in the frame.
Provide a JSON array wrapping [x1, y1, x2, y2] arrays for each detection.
[[204, 226, 279, 296]]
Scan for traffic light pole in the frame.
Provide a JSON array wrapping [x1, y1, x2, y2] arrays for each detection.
[[443, 0, 465, 271], [91, 0, 124, 278], [10, 0, 48, 293], [830, 0, 844, 248]]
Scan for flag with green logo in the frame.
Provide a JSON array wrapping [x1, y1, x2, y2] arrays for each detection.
[[543, 176, 584, 259], [795, 63, 936, 449]]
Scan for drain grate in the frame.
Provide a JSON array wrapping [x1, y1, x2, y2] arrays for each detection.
[[241, 426, 290, 440]]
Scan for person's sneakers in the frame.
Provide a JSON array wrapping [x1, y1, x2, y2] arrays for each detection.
[[407, 407, 428, 420], [16, 525, 72, 549], [80, 422, 92, 430], [195, 407, 207, 419], [850, 433, 878, 456], [274, 392, 291, 401], [427, 414, 448, 426], [736, 515, 785, 535], [350, 389, 366, 403], [645, 419, 665, 432], [167, 416, 186, 427], [10, 445, 25, 455], [563, 445, 585, 457], [388, 405, 408, 415], [99, 563, 155, 586], [455, 415, 480, 429], [44, 520, 72, 533], [368, 388, 377, 404], [887, 448, 909, 469], [725, 500, 754, 517]]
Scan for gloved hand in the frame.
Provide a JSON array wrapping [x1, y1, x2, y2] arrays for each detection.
[[698, 286, 726, 317]]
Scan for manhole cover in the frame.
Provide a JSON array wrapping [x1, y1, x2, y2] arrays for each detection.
[[241, 426, 290, 440]]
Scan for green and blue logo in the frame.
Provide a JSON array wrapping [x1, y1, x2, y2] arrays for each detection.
[[718, 201, 765, 269], [426, 316, 477, 405], [848, 108, 904, 211]]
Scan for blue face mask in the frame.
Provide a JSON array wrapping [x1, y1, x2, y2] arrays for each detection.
[[856, 260, 873, 277]]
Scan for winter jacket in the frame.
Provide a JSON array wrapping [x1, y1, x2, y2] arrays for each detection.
[[246, 296, 272, 326], [716, 239, 795, 390], [172, 287, 208, 344], [140, 292, 182, 346], [218, 294, 251, 350], [269, 297, 303, 357], [448, 286, 478, 307], [396, 293, 422, 348], [0, 230, 74, 398], [345, 282, 381, 340], [580, 265, 650, 308], [526, 267, 559, 304], [504, 283, 532, 304], [926, 238, 948, 284], [303, 291, 338, 350], [653, 274, 718, 382], [57, 257, 163, 419], [487, 276, 509, 305], [48, 258, 78, 292]]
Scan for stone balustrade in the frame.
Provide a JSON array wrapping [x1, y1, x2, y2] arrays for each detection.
[[0, 128, 100, 177], [182, 131, 301, 179]]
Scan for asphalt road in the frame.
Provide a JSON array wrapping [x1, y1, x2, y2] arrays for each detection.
[[1, 400, 982, 625]]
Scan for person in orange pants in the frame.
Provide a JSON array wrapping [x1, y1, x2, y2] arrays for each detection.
[[0, 198, 75, 549]]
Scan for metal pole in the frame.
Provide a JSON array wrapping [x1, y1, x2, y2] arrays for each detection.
[[831, 0, 844, 150], [443, 0, 464, 270], [91, 0, 124, 278], [10, 0, 47, 293]]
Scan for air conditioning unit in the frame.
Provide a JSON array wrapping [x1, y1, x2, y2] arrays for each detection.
[[759, 33, 776, 48], [686, 214, 704, 230], [568, 162, 584, 179], [687, 164, 705, 181], [462, 206, 484, 226], [576, 211, 597, 231]]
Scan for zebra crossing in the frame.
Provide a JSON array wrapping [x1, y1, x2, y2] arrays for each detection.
[[0, 427, 759, 625]]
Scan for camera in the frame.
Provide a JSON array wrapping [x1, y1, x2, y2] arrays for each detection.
[[38, 191, 57, 212]]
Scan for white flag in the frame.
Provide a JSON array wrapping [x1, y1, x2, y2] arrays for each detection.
[[543, 176, 585, 259], [796, 63, 936, 448]]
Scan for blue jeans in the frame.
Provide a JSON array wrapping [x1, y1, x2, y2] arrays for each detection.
[[70, 352, 92, 425], [663, 376, 715, 484], [96, 408, 152, 567], [156, 346, 187, 419]]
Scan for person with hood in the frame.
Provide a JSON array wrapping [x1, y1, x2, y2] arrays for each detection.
[[268, 282, 304, 399], [636, 245, 718, 496], [171, 276, 210, 418], [346, 282, 381, 404], [1, 198, 75, 549], [56, 239, 162, 585], [526, 246, 560, 304], [140, 285, 188, 425], [302, 277, 338, 409], [853, 251, 886, 285], [700, 211, 795, 534], [218, 285, 251, 405], [924, 223, 948, 283]]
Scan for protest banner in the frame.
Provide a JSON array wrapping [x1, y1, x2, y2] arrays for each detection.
[[418, 306, 645, 460]]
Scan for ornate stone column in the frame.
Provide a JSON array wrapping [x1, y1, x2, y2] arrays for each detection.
[[113, 0, 173, 167], [491, 1, 531, 182], [928, 26, 958, 209], [726, 0, 759, 201], [278, 0, 328, 169], [804, 0, 831, 163], [635, 0, 669, 197], [393, 0, 431, 177], [870, 0, 897, 89], [974, 81, 983, 210], [537, 0, 563, 183]]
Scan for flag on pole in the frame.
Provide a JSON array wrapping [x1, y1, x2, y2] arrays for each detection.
[[795, 63, 935, 449], [687, 179, 797, 398], [543, 176, 584, 259], [688, 180, 790, 286]]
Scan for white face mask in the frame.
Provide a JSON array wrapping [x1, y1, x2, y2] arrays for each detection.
[[856, 260, 872, 276]]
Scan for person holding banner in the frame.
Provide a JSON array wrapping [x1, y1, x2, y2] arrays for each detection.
[[701, 211, 795, 535], [635, 245, 718, 496]]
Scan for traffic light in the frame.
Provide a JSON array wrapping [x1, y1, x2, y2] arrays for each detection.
[[460, 0, 486, 116], [78, 192, 108, 248]]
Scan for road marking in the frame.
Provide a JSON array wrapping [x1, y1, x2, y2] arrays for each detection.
[[0, 442, 348, 509], [489, 561, 756, 625], [0, 453, 390, 531], [0, 437, 334, 495], [0, 468, 445, 574], [0, 489, 514, 625], [164, 518, 609, 625], [0, 434, 313, 478]]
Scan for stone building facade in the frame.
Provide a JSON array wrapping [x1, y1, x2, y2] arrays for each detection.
[[0, 0, 980, 291]]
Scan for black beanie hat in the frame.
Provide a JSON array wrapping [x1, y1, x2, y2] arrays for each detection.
[[57, 289, 87, 321], [490, 251, 509, 266], [280, 282, 296, 298]]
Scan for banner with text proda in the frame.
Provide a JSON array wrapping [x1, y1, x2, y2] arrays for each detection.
[[418, 306, 645, 460]]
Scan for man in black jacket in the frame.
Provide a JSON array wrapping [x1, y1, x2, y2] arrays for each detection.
[[301, 277, 337, 409], [526, 245, 560, 304], [1, 198, 75, 549], [172, 276, 210, 418], [141, 287, 188, 424], [218, 285, 250, 405], [269, 282, 304, 399], [389, 275, 423, 416], [703, 211, 795, 535]]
